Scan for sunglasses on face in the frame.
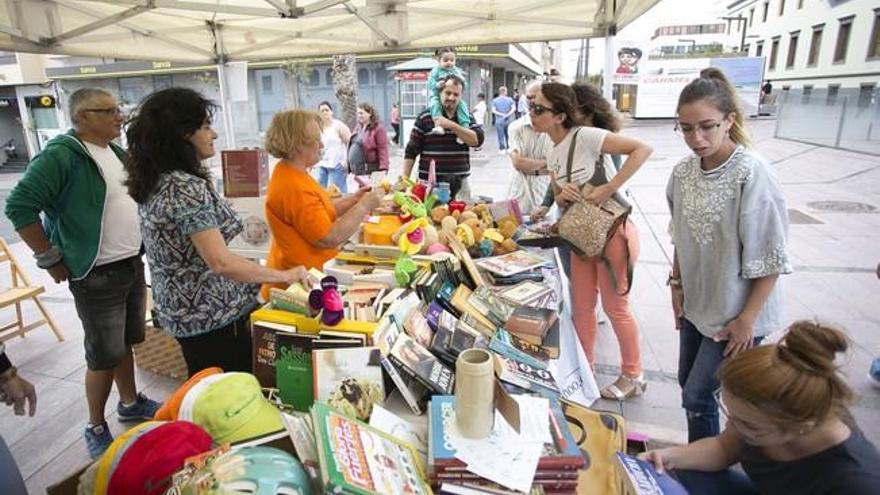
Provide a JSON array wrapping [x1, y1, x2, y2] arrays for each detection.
[[528, 102, 556, 116]]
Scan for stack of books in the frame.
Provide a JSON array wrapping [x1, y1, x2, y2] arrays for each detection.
[[428, 396, 586, 494]]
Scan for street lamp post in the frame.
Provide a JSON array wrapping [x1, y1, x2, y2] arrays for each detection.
[[678, 38, 697, 53], [721, 15, 748, 52]]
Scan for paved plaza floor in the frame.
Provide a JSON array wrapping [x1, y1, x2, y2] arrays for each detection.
[[1, 117, 878, 493]]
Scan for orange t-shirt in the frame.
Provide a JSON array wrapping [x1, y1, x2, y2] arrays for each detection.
[[262, 163, 338, 298]]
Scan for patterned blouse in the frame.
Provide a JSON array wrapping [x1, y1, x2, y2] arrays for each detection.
[[667, 146, 793, 338], [140, 171, 260, 338]]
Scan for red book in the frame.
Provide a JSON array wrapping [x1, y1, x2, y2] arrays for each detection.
[[222, 148, 269, 197]]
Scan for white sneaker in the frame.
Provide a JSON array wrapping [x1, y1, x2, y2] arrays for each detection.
[[499, 149, 507, 155]]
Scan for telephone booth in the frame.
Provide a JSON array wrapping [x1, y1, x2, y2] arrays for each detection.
[[388, 57, 438, 150]]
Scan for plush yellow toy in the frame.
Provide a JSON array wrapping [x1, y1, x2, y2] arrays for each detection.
[[455, 223, 476, 247], [398, 218, 429, 255]]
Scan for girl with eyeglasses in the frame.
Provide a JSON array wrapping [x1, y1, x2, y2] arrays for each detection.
[[641, 321, 880, 494], [528, 82, 653, 401], [667, 68, 793, 443]]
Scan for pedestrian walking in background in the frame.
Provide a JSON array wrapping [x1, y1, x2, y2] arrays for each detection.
[[350, 102, 389, 176], [492, 86, 516, 153], [316, 101, 351, 193]]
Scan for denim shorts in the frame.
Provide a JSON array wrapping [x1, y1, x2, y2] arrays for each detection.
[[69, 256, 147, 371]]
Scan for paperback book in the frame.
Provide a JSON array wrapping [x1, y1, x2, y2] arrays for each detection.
[[494, 355, 560, 395], [252, 320, 298, 388], [389, 334, 455, 395], [505, 307, 559, 346], [380, 355, 428, 416], [311, 402, 432, 495], [313, 347, 385, 421], [474, 251, 549, 278], [428, 395, 585, 473], [615, 452, 688, 495], [489, 329, 550, 370]]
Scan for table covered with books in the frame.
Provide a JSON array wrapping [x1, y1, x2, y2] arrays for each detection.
[[56, 175, 668, 495]]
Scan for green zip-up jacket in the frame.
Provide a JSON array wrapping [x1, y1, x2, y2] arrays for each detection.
[[4, 129, 127, 280]]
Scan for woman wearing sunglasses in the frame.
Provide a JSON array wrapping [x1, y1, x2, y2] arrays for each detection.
[[641, 321, 880, 494], [667, 68, 791, 443], [529, 82, 653, 401]]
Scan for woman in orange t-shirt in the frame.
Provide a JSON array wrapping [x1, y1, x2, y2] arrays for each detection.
[[262, 110, 383, 298]]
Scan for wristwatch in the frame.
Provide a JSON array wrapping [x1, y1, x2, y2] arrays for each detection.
[[666, 272, 682, 288]]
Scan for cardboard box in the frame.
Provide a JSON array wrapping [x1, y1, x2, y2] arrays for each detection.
[[222, 148, 269, 198]]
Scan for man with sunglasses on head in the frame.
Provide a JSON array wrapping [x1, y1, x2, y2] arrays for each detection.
[[5, 88, 160, 460], [404, 75, 484, 200]]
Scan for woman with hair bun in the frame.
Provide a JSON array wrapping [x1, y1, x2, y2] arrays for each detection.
[[667, 67, 792, 442], [641, 321, 880, 494]]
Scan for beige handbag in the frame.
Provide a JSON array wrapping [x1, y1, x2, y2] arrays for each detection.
[[556, 128, 634, 294]]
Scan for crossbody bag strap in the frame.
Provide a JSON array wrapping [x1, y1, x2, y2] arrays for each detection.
[[564, 127, 582, 183], [602, 219, 635, 296]]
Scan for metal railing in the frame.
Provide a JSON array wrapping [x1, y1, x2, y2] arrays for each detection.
[[775, 86, 880, 155]]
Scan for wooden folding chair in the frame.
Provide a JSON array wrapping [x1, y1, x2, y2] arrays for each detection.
[[0, 237, 63, 342]]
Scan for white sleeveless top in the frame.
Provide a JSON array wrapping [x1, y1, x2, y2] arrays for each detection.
[[318, 120, 347, 169]]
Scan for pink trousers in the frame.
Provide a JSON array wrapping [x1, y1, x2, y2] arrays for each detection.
[[570, 220, 642, 378]]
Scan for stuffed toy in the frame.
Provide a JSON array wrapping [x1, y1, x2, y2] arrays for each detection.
[[309, 276, 344, 326]]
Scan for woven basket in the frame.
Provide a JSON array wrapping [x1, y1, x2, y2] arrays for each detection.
[[133, 324, 188, 380]]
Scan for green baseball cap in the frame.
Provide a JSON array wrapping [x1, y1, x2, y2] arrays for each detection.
[[191, 372, 284, 445]]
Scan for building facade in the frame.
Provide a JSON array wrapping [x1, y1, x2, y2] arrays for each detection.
[[650, 22, 733, 57], [727, 0, 879, 96]]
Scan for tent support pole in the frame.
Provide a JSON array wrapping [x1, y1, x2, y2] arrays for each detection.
[[216, 62, 236, 150]]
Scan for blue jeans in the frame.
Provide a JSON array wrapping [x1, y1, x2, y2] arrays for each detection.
[[0, 436, 26, 495], [678, 318, 762, 442], [495, 120, 510, 150], [318, 164, 348, 193], [673, 468, 759, 495]]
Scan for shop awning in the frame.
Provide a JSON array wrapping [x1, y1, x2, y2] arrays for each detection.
[[0, 0, 660, 63]]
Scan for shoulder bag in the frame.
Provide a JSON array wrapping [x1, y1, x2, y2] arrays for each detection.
[[556, 128, 634, 295]]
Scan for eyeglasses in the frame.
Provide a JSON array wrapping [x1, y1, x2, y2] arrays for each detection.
[[674, 120, 723, 137], [82, 107, 124, 117], [528, 102, 557, 116], [714, 388, 783, 438]]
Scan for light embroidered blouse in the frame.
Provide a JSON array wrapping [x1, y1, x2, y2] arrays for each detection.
[[666, 146, 792, 338]]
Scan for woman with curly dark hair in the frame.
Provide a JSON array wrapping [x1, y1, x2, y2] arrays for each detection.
[[125, 87, 311, 376], [348, 102, 389, 176]]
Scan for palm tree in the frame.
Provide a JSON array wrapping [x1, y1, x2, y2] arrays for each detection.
[[331, 54, 358, 129]]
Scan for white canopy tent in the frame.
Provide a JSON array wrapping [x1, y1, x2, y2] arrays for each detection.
[[0, 0, 659, 147], [0, 0, 658, 63]]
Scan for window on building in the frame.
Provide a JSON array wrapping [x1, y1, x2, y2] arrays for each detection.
[[756, 41, 764, 57], [868, 9, 880, 59], [769, 37, 780, 70], [858, 84, 876, 108], [827, 84, 840, 104], [153, 75, 173, 90], [833, 16, 854, 63], [261, 75, 273, 93], [762, 2, 769, 22], [118, 77, 149, 106], [357, 68, 370, 85], [779, 0, 785, 17], [787, 31, 799, 68], [782, 85, 791, 92], [749, 8, 755, 27], [801, 85, 812, 103], [307, 69, 320, 87], [325, 68, 334, 86], [808, 24, 823, 66]]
